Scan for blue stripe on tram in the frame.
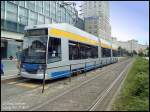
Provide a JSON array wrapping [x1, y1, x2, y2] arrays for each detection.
[[49, 65, 96, 79], [50, 70, 70, 79]]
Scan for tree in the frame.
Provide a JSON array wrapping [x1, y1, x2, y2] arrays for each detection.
[[133, 50, 137, 55], [118, 46, 123, 56], [146, 47, 149, 56], [117, 46, 133, 57], [138, 51, 144, 57]]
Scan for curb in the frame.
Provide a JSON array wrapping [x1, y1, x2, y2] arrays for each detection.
[[1, 75, 22, 83]]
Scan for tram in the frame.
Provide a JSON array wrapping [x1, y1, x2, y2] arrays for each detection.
[[20, 23, 118, 80]]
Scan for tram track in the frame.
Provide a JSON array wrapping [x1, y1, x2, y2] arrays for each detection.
[[1, 58, 131, 111], [28, 58, 130, 97], [88, 60, 133, 111], [28, 58, 132, 111]]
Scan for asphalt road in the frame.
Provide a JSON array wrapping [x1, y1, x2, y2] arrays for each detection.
[[1, 58, 133, 111]]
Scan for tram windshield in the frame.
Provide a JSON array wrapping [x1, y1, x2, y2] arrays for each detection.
[[22, 36, 47, 64]]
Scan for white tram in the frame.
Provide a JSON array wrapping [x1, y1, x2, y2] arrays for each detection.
[[20, 23, 118, 80]]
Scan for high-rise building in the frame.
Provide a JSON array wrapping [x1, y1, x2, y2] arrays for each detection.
[[1, 1, 78, 59], [81, 1, 111, 41]]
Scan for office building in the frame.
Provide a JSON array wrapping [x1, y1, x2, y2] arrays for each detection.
[[112, 37, 148, 53], [81, 1, 111, 41]]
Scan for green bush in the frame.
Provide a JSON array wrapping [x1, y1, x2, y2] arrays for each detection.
[[112, 57, 149, 111]]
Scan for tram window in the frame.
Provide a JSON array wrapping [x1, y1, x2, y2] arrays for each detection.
[[69, 41, 80, 60], [91, 46, 98, 58], [69, 40, 98, 60], [85, 45, 92, 58], [94, 47, 98, 58], [48, 37, 61, 63], [80, 43, 87, 59], [102, 47, 111, 57], [85, 45, 98, 59], [112, 50, 114, 57], [113, 50, 118, 57]]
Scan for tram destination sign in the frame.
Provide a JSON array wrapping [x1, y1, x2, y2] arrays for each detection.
[[25, 29, 48, 36]]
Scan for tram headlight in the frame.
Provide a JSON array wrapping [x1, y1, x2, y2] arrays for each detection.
[[39, 65, 42, 69], [21, 64, 26, 72], [22, 64, 25, 68]]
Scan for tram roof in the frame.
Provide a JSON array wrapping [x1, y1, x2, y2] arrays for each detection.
[[25, 23, 97, 39], [25, 23, 115, 49]]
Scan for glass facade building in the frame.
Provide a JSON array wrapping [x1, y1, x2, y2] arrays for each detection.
[[75, 17, 84, 31], [1, 1, 78, 59], [1, 1, 77, 33]]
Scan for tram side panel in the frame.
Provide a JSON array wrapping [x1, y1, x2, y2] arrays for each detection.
[[46, 37, 71, 79], [46, 37, 101, 80], [46, 39, 118, 80]]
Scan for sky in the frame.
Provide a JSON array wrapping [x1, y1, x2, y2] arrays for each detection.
[[73, 1, 149, 45], [109, 1, 149, 45]]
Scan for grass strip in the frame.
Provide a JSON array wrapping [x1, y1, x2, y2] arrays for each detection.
[[112, 57, 149, 111]]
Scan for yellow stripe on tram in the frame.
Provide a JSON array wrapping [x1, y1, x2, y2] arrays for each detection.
[[101, 43, 111, 49], [49, 28, 99, 46]]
